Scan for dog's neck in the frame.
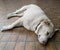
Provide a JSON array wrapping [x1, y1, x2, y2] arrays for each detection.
[[34, 19, 51, 35], [35, 22, 41, 31], [34, 19, 44, 34]]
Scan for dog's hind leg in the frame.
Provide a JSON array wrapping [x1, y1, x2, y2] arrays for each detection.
[[7, 13, 24, 19], [12, 5, 30, 14], [7, 5, 30, 19], [8, 5, 29, 15], [1, 17, 23, 31]]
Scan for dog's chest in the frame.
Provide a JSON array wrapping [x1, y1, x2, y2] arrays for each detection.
[[23, 17, 42, 31], [23, 18, 35, 30]]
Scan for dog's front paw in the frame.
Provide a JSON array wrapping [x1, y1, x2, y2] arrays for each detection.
[[1, 25, 12, 32], [1, 26, 9, 31]]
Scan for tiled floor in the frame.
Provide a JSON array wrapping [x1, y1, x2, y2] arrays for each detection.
[[0, 0, 60, 50]]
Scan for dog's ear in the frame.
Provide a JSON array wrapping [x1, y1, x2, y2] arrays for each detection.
[[54, 29, 60, 33], [43, 20, 50, 25], [50, 29, 60, 38]]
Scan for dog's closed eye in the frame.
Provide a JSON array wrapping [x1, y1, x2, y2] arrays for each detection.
[[38, 35, 41, 37]]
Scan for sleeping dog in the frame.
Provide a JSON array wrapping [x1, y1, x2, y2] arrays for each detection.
[[1, 4, 59, 45]]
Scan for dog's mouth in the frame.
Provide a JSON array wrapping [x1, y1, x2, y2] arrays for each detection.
[[40, 41, 46, 45]]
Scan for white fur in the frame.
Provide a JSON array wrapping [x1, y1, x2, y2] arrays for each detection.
[[1, 4, 55, 45]]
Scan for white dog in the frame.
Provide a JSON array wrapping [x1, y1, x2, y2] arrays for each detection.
[[1, 4, 59, 45]]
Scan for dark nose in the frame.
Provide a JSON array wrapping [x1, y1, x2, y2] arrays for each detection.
[[43, 41, 46, 43], [41, 41, 46, 45], [43, 41, 46, 45]]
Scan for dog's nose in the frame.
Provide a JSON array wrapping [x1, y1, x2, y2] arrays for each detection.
[[43, 41, 46, 44], [40, 41, 46, 45]]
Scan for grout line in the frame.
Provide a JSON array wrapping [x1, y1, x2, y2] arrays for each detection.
[[3, 33, 12, 50], [0, 33, 4, 42], [1, 34, 60, 35], [0, 33, 6, 50], [0, 41, 37, 42], [34, 34, 36, 50], [0, 33, 60, 50], [0, 34, 18, 35], [45, 46, 47, 50], [0, 33, 60, 35], [13, 33, 20, 50], [54, 40, 58, 50], [0, 40, 60, 42], [24, 33, 28, 50]]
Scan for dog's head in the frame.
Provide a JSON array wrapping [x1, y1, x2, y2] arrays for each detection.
[[35, 19, 58, 45]]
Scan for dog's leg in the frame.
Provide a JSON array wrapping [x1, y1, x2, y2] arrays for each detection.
[[1, 17, 23, 31], [8, 5, 29, 15], [7, 5, 29, 19], [7, 13, 24, 19], [12, 5, 29, 14]]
